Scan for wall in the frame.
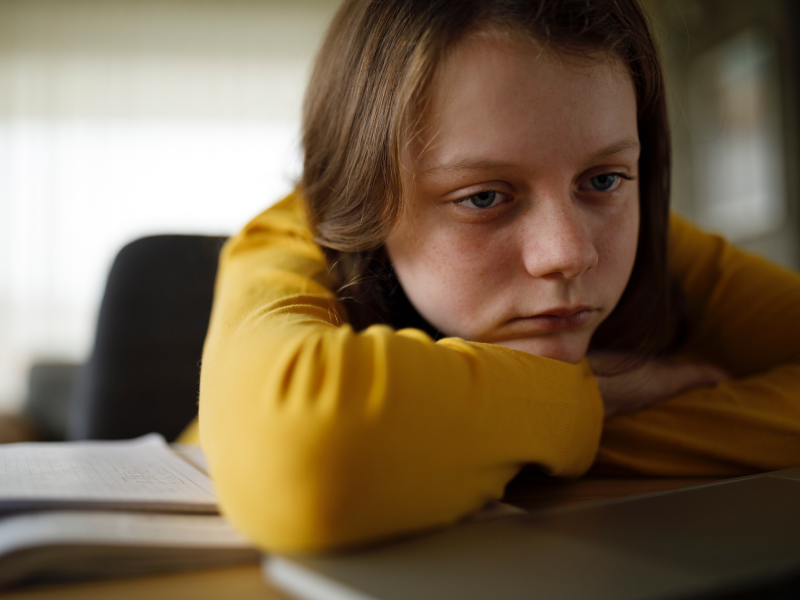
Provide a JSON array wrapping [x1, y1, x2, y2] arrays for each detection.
[[644, 0, 800, 269], [0, 0, 343, 410]]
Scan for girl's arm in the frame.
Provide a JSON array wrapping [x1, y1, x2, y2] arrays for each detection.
[[593, 215, 800, 476], [199, 192, 603, 553]]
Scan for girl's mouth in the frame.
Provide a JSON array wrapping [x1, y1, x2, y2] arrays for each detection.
[[513, 308, 596, 332]]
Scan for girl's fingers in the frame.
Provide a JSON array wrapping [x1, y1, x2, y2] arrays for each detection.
[[593, 355, 731, 419], [666, 362, 729, 396]]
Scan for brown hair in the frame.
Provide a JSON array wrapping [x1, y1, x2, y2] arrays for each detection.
[[301, 0, 687, 357]]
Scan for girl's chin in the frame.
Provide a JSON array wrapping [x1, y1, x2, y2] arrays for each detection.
[[491, 335, 590, 364]]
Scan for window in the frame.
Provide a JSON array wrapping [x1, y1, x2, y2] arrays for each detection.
[[0, 0, 339, 410]]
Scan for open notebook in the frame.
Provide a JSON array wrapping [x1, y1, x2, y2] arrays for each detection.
[[0, 434, 258, 588]]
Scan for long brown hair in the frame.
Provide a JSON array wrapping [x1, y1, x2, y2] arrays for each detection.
[[301, 0, 687, 357]]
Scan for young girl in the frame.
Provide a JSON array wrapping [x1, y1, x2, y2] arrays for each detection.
[[188, 0, 800, 553]]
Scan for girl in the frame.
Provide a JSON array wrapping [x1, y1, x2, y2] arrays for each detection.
[[188, 0, 800, 553]]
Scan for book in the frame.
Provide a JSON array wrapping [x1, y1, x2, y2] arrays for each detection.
[[0, 434, 259, 588]]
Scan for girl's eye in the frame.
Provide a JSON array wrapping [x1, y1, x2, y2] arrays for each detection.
[[457, 190, 503, 209], [584, 174, 623, 192]]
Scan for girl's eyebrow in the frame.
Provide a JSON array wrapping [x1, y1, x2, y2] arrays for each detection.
[[421, 137, 641, 177], [580, 137, 641, 167], [421, 158, 518, 176]]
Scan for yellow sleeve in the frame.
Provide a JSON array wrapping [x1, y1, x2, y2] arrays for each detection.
[[199, 191, 603, 553], [594, 214, 800, 477], [175, 418, 200, 445]]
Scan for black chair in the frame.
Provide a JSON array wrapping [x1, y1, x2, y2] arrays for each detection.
[[68, 235, 227, 441]]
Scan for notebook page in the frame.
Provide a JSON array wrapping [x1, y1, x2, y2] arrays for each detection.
[[0, 511, 253, 553], [0, 434, 217, 512], [171, 443, 210, 475]]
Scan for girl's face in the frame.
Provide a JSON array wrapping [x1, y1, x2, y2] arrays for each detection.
[[385, 34, 640, 364]]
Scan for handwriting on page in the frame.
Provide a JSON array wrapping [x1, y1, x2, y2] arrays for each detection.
[[0, 434, 216, 505]]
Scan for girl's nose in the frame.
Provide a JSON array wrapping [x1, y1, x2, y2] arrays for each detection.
[[520, 199, 599, 279]]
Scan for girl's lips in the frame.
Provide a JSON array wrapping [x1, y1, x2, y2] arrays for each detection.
[[514, 308, 596, 332]]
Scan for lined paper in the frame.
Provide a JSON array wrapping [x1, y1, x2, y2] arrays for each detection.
[[0, 434, 217, 512], [172, 443, 210, 476], [0, 511, 252, 553], [0, 511, 259, 588]]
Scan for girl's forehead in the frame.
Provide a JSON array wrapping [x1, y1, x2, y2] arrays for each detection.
[[431, 32, 631, 106], [410, 34, 638, 174]]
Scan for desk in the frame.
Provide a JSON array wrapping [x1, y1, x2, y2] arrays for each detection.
[[4, 477, 721, 600]]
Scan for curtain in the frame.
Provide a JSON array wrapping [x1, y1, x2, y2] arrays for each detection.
[[0, 0, 340, 410]]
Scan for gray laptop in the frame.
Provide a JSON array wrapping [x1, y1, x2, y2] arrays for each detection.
[[265, 467, 800, 600]]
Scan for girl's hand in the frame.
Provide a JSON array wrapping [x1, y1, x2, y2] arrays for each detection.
[[587, 352, 730, 420]]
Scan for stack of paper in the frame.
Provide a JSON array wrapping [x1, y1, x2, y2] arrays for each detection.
[[0, 434, 258, 588]]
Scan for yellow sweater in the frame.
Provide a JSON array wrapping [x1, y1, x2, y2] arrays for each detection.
[[191, 191, 800, 553]]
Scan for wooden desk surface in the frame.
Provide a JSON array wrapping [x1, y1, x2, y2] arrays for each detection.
[[4, 476, 721, 600]]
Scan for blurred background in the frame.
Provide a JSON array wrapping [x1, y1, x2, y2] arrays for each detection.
[[649, 0, 800, 270], [1, 0, 798, 438], [0, 0, 341, 425]]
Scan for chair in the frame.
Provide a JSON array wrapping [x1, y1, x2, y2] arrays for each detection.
[[68, 235, 227, 441]]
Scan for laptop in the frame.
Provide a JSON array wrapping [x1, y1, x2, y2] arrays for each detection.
[[265, 467, 800, 600]]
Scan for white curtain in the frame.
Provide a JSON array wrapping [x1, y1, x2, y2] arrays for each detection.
[[0, 0, 341, 410]]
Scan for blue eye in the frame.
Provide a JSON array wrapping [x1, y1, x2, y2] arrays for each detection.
[[458, 190, 500, 209], [588, 174, 621, 192]]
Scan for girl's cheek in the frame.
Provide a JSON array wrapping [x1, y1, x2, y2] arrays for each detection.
[[437, 225, 515, 274], [594, 203, 639, 292]]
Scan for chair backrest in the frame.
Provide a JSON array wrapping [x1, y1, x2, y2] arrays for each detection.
[[69, 235, 227, 441]]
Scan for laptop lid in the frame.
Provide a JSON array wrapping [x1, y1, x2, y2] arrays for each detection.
[[266, 468, 800, 600]]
